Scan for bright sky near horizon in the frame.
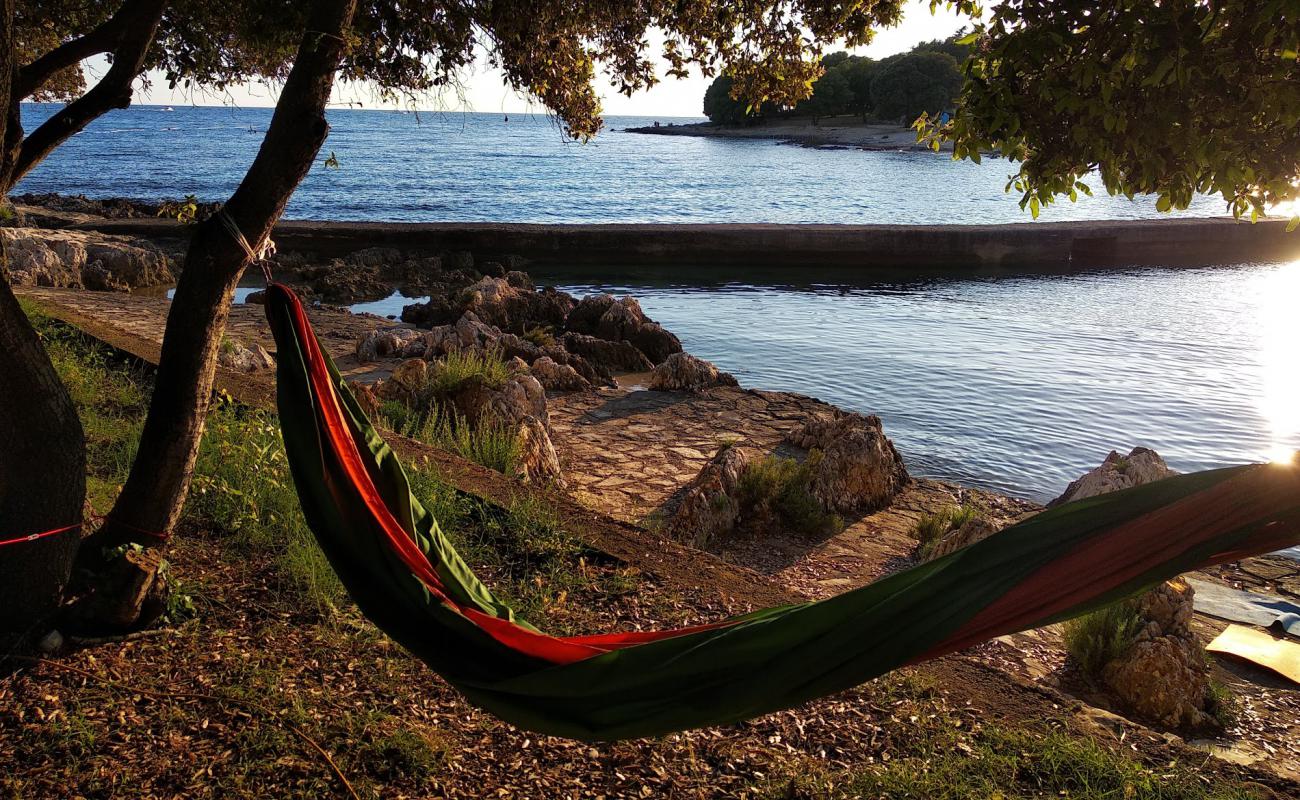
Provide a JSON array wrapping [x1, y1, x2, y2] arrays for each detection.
[[91, 1, 968, 120]]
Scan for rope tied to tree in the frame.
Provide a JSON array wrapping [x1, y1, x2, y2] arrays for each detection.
[[0, 513, 170, 550], [215, 208, 276, 283]]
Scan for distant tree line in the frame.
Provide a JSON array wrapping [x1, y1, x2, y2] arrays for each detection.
[[703, 33, 971, 127]]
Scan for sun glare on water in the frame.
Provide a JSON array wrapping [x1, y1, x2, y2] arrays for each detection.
[[1258, 261, 1300, 463]]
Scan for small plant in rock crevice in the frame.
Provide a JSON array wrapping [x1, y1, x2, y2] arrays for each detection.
[[912, 504, 978, 557]]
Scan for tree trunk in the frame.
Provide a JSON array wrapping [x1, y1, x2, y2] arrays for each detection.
[[96, 0, 356, 564], [2, 0, 165, 193], [0, 0, 87, 635]]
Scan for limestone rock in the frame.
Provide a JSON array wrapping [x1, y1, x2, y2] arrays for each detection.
[[1101, 579, 1214, 729], [786, 412, 908, 513], [649, 353, 738, 392], [529, 356, 589, 392], [566, 293, 682, 365], [348, 246, 402, 267], [925, 516, 1000, 561], [441, 372, 548, 430], [1049, 447, 1176, 507], [514, 416, 563, 485], [1058, 449, 1215, 729], [667, 445, 755, 548], [298, 258, 392, 302], [355, 326, 427, 362], [218, 340, 275, 373], [459, 276, 575, 334], [560, 332, 654, 373], [414, 313, 611, 387], [383, 358, 431, 401], [1, 227, 172, 290], [348, 381, 382, 419]]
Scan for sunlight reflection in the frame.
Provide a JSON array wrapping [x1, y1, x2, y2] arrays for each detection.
[[1259, 261, 1300, 462]]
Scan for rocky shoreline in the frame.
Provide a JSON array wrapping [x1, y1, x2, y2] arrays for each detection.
[[623, 118, 951, 152]]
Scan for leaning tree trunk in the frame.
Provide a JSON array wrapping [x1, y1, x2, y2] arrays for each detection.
[[94, 0, 357, 585], [0, 0, 87, 636]]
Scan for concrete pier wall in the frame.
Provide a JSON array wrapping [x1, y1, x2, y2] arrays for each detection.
[[67, 215, 1300, 272]]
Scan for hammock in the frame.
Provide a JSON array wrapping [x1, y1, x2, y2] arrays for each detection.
[[263, 283, 1300, 741]]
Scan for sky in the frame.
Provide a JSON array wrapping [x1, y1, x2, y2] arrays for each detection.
[[100, 1, 969, 119]]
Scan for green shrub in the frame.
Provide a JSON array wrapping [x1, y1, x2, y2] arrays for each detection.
[[1062, 599, 1143, 680], [736, 453, 840, 535]]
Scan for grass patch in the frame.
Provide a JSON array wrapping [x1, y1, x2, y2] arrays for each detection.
[[25, 303, 345, 613], [187, 400, 345, 613], [735, 453, 841, 535], [912, 504, 978, 558], [24, 300, 149, 513], [423, 347, 510, 395], [764, 725, 1262, 800], [378, 400, 521, 476], [1062, 599, 1143, 680]]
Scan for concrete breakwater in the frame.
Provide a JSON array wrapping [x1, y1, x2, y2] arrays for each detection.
[[52, 214, 1300, 273]]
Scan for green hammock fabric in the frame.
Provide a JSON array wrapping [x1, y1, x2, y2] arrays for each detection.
[[264, 284, 1300, 741]]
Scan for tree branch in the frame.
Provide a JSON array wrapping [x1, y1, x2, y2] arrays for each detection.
[[15, 1, 136, 100], [9, 0, 166, 186]]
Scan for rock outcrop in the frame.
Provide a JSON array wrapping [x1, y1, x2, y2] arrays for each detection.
[[785, 412, 909, 514], [1101, 579, 1215, 729], [560, 332, 654, 373], [666, 445, 754, 549], [649, 353, 738, 392], [355, 327, 427, 362], [1049, 447, 1175, 507], [529, 356, 589, 392], [1058, 448, 1216, 729], [924, 516, 1000, 561], [2, 228, 172, 290], [218, 340, 275, 373], [566, 293, 682, 365], [369, 356, 563, 485]]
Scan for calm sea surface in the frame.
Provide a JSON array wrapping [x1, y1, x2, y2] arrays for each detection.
[[25, 104, 1298, 509], [19, 103, 1227, 223]]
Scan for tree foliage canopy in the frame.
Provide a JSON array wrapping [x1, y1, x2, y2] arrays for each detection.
[[936, 0, 1300, 219], [702, 29, 970, 125], [871, 51, 962, 122], [19, 0, 940, 140]]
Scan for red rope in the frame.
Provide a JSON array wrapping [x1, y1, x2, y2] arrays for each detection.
[[0, 515, 171, 549], [95, 514, 172, 542], [0, 523, 80, 549]]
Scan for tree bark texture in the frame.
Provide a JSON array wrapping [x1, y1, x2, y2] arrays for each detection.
[[0, 0, 87, 633], [99, 0, 357, 552]]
